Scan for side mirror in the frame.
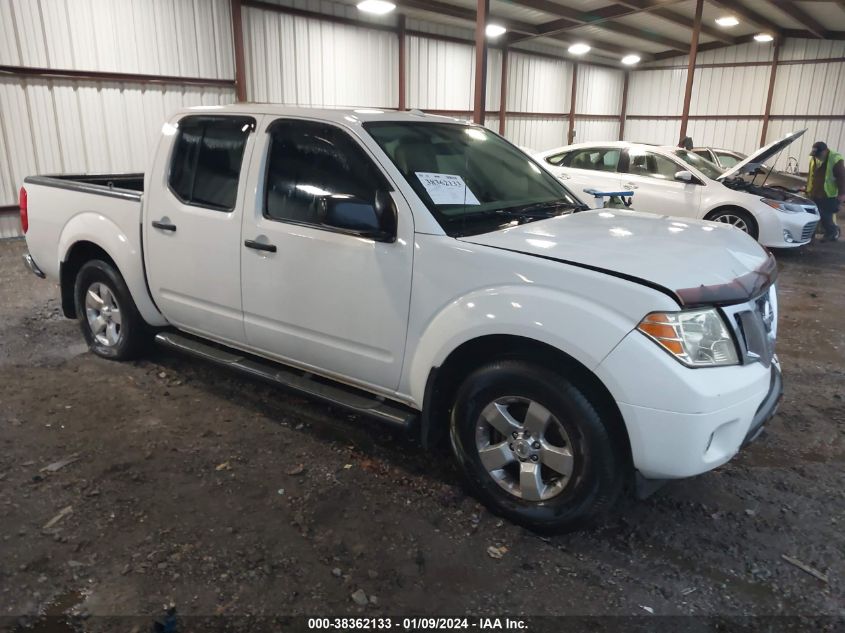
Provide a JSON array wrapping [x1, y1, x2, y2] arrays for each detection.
[[320, 190, 397, 242], [674, 170, 694, 183]]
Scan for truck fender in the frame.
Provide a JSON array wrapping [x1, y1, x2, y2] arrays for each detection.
[[58, 212, 167, 327], [404, 284, 635, 406]]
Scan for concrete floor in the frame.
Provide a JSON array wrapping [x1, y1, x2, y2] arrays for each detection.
[[0, 237, 843, 630]]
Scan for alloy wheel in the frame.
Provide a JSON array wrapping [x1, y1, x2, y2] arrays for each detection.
[[85, 282, 123, 347], [474, 396, 575, 501], [714, 214, 749, 233]]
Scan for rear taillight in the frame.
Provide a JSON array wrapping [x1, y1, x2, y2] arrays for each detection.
[[19, 186, 28, 234]]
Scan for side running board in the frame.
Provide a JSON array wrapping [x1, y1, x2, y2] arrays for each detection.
[[154, 331, 419, 432]]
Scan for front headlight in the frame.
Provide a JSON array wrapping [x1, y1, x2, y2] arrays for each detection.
[[637, 309, 739, 367], [761, 198, 805, 213]]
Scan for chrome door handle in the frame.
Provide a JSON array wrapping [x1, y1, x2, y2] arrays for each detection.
[[624, 183, 638, 190]]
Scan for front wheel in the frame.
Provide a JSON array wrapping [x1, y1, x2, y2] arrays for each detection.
[[707, 208, 759, 240], [449, 360, 628, 532], [74, 259, 148, 360]]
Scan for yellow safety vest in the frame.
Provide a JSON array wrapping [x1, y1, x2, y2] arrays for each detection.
[[807, 151, 843, 198]]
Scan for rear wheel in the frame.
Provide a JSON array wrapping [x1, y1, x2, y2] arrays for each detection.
[[74, 260, 147, 360], [449, 360, 628, 532], [707, 208, 758, 239]]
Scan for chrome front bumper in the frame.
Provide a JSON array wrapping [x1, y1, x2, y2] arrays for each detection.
[[23, 252, 45, 278]]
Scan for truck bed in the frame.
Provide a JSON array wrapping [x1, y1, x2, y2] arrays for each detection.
[[22, 172, 151, 323]]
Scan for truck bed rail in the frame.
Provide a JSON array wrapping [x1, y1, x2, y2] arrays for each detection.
[[24, 174, 143, 202]]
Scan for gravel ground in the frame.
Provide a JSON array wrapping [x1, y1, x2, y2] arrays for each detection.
[[0, 237, 842, 631]]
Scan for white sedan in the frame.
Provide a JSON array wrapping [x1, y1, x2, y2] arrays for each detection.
[[535, 132, 819, 248]]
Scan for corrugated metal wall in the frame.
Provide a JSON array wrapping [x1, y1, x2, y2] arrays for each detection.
[[576, 64, 623, 116], [768, 57, 845, 169], [2, 0, 844, 240], [573, 64, 624, 143], [503, 52, 572, 151], [0, 0, 234, 77], [625, 38, 844, 167], [0, 0, 237, 238], [243, 3, 397, 107]]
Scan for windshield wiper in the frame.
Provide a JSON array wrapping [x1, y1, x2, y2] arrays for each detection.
[[444, 200, 587, 226], [498, 199, 588, 216]]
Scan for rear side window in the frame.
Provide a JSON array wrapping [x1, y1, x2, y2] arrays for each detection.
[[544, 152, 568, 166], [169, 116, 255, 211], [715, 152, 743, 168], [264, 119, 387, 226], [563, 148, 621, 172]]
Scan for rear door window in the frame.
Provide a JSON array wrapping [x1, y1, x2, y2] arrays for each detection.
[[625, 150, 682, 180], [169, 116, 255, 211], [563, 148, 621, 172]]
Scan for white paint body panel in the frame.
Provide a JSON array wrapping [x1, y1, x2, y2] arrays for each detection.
[[536, 141, 819, 249], [23, 104, 783, 481]]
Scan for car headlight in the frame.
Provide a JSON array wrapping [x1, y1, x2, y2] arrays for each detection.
[[761, 198, 805, 213], [637, 309, 739, 367]]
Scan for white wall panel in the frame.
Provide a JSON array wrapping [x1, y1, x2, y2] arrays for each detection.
[[407, 35, 473, 110], [507, 52, 571, 114], [575, 65, 624, 116], [0, 77, 235, 208], [627, 68, 687, 116], [622, 119, 679, 146], [689, 65, 770, 116], [771, 61, 845, 117], [244, 5, 397, 107], [486, 48, 502, 112], [685, 119, 763, 156], [574, 118, 620, 144], [780, 38, 845, 62], [505, 117, 568, 153], [405, 37, 500, 112], [0, 0, 234, 78], [646, 42, 774, 68]]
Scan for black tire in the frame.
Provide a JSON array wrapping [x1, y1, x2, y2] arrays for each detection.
[[706, 207, 759, 240], [73, 259, 148, 360], [449, 360, 628, 532]]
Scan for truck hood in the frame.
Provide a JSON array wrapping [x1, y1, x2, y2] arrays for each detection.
[[459, 209, 776, 307], [718, 129, 806, 181]]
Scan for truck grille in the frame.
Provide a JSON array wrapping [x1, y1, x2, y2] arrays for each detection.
[[724, 285, 777, 367], [801, 220, 818, 242]]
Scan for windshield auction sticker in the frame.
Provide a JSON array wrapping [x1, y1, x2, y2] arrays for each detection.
[[415, 172, 481, 205]]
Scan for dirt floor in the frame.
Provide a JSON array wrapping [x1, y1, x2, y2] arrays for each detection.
[[0, 237, 843, 630]]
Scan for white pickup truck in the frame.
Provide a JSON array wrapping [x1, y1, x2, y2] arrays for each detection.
[[21, 105, 782, 531]]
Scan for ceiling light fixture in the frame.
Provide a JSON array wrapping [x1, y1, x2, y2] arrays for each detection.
[[486, 24, 506, 38], [754, 33, 774, 42], [715, 16, 739, 27], [568, 43, 591, 55], [621, 54, 641, 65], [356, 0, 396, 15]]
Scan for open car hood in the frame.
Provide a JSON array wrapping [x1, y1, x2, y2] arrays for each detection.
[[717, 129, 806, 181]]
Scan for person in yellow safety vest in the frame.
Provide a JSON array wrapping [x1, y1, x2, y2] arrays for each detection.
[[807, 141, 845, 242]]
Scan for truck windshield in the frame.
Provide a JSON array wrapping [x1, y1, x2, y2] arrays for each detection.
[[673, 149, 725, 180], [364, 121, 584, 236]]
